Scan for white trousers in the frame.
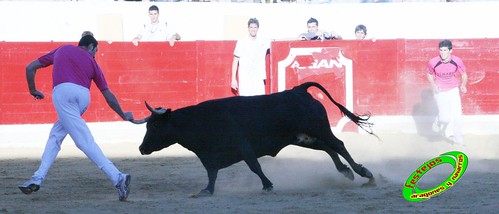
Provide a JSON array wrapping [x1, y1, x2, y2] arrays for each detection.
[[238, 70, 265, 96], [239, 79, 265, 96], [33, 83, 122, 186], [434, 87, 463, 142]]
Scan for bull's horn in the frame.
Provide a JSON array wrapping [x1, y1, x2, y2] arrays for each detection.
[[130, 116, 150, 124], [145, 101, 167, 115]]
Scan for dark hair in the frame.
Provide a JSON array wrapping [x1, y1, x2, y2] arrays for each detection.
[[439, 39, 453, 50], [248, 18, 259, 28], [78, 35, 98, 47], [81, 31, 93, 37], [355, 24, 367, 35], [307, 17, 318, 26], [149, 5, 159, 12]]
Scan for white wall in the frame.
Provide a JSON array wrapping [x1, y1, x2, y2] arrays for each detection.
[[0, 1, 498, 42]]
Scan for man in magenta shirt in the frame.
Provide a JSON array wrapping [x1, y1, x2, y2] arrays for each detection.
[[20, 35, 133, 201], [426, 39, 468, 145]]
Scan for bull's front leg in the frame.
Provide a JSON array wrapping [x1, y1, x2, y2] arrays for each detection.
[[193, 168, 218, 197], [238, 142, 274, 192], [243, 157, 273, 192]]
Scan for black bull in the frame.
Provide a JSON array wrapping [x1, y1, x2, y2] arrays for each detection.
[[132, 82, 376, 196]]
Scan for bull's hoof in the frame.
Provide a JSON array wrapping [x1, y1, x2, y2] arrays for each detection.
[[340, 168, 354, 181], [189, 189, 213, 198], [262, 186, 274, 192], [360, 165, 374, 179], [361, 178, 376, 188]]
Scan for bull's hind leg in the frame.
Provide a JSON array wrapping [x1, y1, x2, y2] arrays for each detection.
[[329, 151, 355, 181], [297, 132, 375, 187], [294, 133, 353, 180], [325, 142, 375, 187], [322, 136, 376, 187]]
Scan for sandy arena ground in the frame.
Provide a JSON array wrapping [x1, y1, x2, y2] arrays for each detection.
[[0, 122, 498, 213]]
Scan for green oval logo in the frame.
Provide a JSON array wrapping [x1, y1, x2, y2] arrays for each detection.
[[402, 151, 468, 202]]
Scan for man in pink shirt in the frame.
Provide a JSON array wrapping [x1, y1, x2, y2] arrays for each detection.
[[427, 39, 468, 145], [20, 35, 134, 201]]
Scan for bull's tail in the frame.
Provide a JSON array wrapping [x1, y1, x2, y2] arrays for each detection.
[[296, 82, 375, 136]]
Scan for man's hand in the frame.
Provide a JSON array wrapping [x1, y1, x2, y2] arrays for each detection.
[[123, 112, 134, 121], [231, 79, 238, 91], [168, 37, 176, 47], [432, 85, 440, 94], [460, 85, 467, 94], [132, 38, 139, 46]]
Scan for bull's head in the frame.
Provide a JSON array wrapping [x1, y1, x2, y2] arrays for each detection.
[[131, 102, 174, 155]]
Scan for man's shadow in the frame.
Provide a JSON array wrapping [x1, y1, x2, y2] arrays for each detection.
[[412, 89, 451, 143]]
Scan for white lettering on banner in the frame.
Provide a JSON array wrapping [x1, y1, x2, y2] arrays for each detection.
[[290, 59, 344, 70]]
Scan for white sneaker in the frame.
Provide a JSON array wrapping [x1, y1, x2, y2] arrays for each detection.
[[448, 135, 465, 146], [18, 176, 43, 194], [454, 140, 466, 146], [431, 121, 440, 133], [115, 173, 131, 201]]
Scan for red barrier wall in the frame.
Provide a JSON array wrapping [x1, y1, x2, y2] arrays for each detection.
[[1, 39, 498, 125], [0, 41, 236, 124]]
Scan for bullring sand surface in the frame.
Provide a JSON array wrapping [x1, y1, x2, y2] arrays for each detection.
[[1, 122, 497, 213]]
